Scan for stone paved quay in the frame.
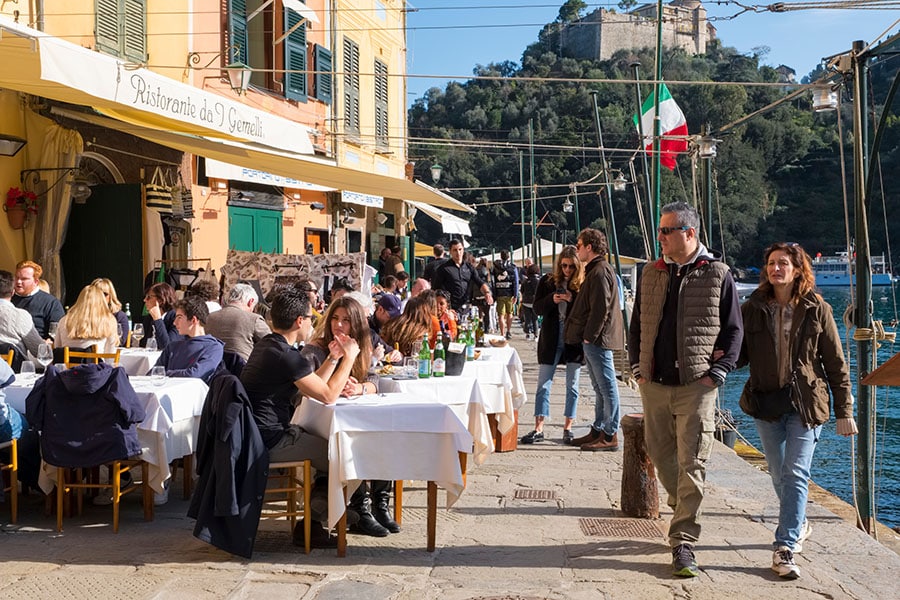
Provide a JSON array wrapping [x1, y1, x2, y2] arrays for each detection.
[[3, 334, 900, 599]]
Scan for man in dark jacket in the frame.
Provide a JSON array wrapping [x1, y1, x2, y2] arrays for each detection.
[[153, 296, 224, 384], [628, 201, 743, 578], [433, 239, 493, 311], [565, 229, 624, 452], [423, 243, 447, 282]]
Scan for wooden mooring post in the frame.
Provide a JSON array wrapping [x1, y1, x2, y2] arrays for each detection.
[[620, 413, 659, 519]]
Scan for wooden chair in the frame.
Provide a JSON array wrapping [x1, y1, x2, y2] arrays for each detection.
[[0, 439, 17, 523], [125, 331, 132, 349], [261, 460, 312, 553], [1, 350, 13, 367], [55, 459, 152, 533], [63, 347, 122, 368]]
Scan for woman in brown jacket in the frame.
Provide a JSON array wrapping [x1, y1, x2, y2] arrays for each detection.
[[738, 242, 858, 580]]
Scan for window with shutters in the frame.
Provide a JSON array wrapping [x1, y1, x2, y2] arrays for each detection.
[[374, 59, 389, 150], [283, 6, 307, 102], [95, 0, 146, 62], [314, 44, 333, 105], [343, 37, 360, 138]]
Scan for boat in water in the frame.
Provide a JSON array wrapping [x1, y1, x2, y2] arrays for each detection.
[[812, 251, 894, 286]]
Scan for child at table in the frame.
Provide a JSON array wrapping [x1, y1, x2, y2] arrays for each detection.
[[0, 359, 43, 494]]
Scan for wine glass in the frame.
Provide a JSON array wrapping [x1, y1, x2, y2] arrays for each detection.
[[116, 323, 124, 346], [132, 323, 144, 347], [19, 360, 35, 380], [36, 344, 53, 372], [48, 322, 59, 342]]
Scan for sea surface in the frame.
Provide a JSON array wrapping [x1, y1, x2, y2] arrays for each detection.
[[721, 285, 900, 529]]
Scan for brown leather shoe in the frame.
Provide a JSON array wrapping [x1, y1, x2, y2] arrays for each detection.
[[581, 432, 619, 452], [569, 429, 602, 447]]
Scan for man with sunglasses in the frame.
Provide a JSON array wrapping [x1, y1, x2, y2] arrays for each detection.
[[565, 228, 624, 451], [629, 201, 743, 577]]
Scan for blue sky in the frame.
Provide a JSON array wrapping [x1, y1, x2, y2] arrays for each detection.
[[405, 1, 896, 105]]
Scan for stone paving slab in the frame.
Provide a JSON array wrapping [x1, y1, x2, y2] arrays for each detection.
[[2, 334, 900, 599]]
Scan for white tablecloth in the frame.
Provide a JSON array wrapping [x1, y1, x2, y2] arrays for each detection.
[[460, 346, 528, 434], [377, 375, 493, 465], [293, 394, 473, 530], [6, 374, 208, 493], [117, 348, 163, 376]]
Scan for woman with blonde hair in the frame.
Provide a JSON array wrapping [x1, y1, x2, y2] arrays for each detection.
[[521, 245, 585, 445], [55, 285, 119, 353], [91, 278, 129, 346], [380, 296, 432, 356]]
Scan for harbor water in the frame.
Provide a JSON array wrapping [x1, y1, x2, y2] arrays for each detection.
[[721, 285, 900, 529]]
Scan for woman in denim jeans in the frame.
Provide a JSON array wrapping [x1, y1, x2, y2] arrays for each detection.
[[738, 242, 858, 580], [520, 247, 584, 445]]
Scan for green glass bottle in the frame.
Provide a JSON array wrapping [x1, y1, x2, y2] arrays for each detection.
[[433, 335, 445, 377], [417, 333, 432, 378]]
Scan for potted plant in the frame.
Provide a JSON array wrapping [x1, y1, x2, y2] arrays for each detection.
[[4, 186, 38, 229]]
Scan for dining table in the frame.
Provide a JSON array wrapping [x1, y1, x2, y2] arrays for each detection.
[[117, 348, 163, 377], [5, 373, 209, 495], [293, 392, 473, 556]]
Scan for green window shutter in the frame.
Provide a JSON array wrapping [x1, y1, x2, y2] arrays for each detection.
[[95, 0, 120, 57], [284, 5, 307, 102], [343, 37, 360, 135], [314, 44, 333, 104], [228, 0, 248, 65], [374, 59, 388, 148], [122, 0, 147, 63]]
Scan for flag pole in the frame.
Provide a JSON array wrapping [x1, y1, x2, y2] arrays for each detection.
[[630, 61, 655, 259], [652, 0, 664, 256]]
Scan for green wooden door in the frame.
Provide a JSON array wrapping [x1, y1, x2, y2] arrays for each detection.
[[61, 183, 144, 313], [228, 206, 283, 253]]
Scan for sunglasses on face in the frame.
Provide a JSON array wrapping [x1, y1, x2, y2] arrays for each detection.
[[560, 263, 575, 270], [657, 226, 690, 235]]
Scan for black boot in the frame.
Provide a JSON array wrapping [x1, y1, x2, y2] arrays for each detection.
[[348, 484, 389, 537], [370, 480, 400, 533]]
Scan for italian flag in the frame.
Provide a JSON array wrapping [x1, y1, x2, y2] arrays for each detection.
[[633, 83, 688, 170]]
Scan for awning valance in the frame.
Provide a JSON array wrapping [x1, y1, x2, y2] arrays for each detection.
[[406, 199, 472, 235], [52, 107, 476, 213], [0, 17, 313, 155]]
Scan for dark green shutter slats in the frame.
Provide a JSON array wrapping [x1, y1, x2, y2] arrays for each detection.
[[229, 0, 248, 65], [314, 44, 333, 104], [284, 5, 307, 102], [374, 59, 388, 148], [343, 37, 360, 135]]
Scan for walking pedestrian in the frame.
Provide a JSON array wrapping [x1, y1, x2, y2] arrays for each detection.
[[628, 202, 743, 577], [738, 241, 857, 580]]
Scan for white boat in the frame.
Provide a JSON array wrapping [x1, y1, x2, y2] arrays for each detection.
[[812, 251, 894, 286]]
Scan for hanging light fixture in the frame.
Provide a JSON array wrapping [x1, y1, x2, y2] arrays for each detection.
[[225, 61, 253, 95], [698, 136, 720, 159], [562, 195, 573, 213], [612, 171, 628, 192], [430, 163, 443, 184], [812, 85, 838, 112]]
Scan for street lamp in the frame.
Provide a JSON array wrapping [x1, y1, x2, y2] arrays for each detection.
[[430, 163, 443, 184], [812, 85, 838, 112], [613, 171, 628, 192], [225, 61, 253, 95]]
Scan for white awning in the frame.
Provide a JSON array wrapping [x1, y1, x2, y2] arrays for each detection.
[[52, 107, 477, 212], [204, 158, 334, 192], [406, 200, 472, 236], [0, 17, 314, 155]]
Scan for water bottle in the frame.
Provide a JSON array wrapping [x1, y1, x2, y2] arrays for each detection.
[[417, 334, 432, 378], [124, 302, 132, 331], [432, 336, 445, 377]]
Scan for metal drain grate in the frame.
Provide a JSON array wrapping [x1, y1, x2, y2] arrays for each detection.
[[514, 489, 557, 501], [579, 517, 664, 539]]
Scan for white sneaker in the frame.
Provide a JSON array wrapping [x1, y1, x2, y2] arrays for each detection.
[[772, 546, 800, 579], [794, 520, 812, 553], [154, 483, 169, 505]]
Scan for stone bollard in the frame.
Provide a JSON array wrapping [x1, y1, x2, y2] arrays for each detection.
[[620, 413, 659, 519]]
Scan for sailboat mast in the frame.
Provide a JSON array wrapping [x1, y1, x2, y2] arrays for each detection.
[[851, 39, 876, 535]]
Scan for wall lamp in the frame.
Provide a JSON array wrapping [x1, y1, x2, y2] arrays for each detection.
[[186, 44, 252, 96], [0, 134, 27, 157], [309, 202, 325, 210]]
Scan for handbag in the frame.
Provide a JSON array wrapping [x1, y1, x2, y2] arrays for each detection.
[[145, 166, 173, 215], [749, 372, 798, 421]]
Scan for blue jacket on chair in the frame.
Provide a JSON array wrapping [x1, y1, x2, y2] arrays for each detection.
[[25, 363, 145, 468]]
